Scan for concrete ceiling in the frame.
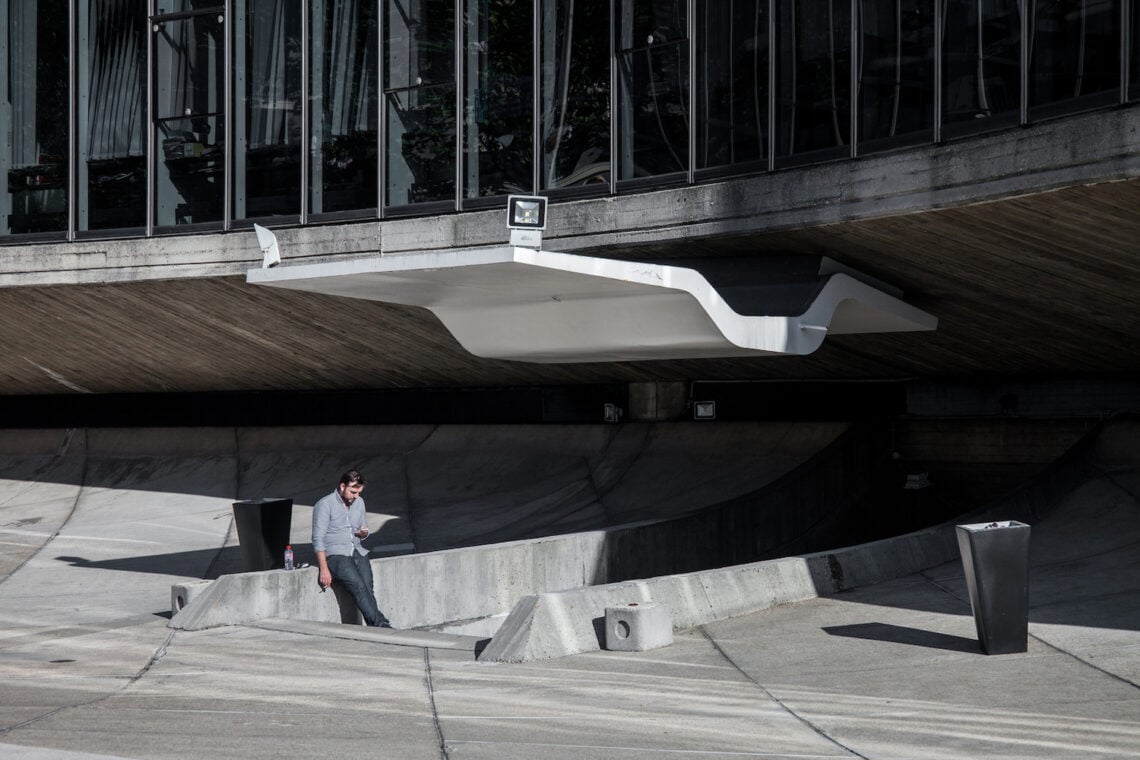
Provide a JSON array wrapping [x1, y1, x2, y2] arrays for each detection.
[[1, 177, 1138, 397]]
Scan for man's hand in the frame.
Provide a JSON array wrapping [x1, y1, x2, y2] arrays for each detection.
[[355, 526, 369, 539], [315, 550, 332, 589]]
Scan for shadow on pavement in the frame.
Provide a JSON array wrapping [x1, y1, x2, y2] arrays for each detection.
[[823, 622, 980, 653]]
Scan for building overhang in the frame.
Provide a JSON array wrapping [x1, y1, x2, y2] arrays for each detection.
[[246, 247, 937, 363]]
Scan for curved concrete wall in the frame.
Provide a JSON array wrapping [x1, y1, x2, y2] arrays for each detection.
[[169, 422, 899, 632]]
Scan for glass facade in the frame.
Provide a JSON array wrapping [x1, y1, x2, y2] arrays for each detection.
[[776, 0, 851, 163], [385, 0, 456, 209], [2, 1, 70, 236], [310, 0, 379, 216], [616, 0, 689, 182], [1029, 0, 1120, 114], [153, 7, 225, 228], [695, 0, 767, 173], [234, 0, 302, 221], [80, 0, 147, 233], [463, 0, 534, 200], [541, 0, 610, 189], [941, 0, 1021, 135], [858, 0, 934, 149], [1, 1, 1138, 240]]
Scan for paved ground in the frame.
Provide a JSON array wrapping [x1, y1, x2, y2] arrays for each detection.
[[0, 422, 1137, 759]]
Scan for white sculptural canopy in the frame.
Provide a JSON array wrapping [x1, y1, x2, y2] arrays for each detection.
[[247, 247, 937, 363]]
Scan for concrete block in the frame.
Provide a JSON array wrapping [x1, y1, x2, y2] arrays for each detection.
[[171, 580, 213, 615], [604, 601, 672, 652]]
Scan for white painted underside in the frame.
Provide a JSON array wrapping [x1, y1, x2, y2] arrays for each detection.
[[247, 247, 938, 363]]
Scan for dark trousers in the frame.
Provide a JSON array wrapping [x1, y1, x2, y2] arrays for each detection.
[[327, 552, 390, 627]]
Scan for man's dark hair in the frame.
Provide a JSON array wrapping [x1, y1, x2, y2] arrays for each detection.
[[340, 469, 366, 487]]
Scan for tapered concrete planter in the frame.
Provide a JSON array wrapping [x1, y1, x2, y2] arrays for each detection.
[[232, 498, 293, 572], [956, 521, 1031, 655]]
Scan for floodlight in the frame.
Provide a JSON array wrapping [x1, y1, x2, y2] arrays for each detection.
[[507, 195, 547, 229], [507, 195, 548, 249], [693, 401, 716, 420]]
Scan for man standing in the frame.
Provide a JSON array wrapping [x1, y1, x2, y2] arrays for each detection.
[[312, 469, 392, 628]]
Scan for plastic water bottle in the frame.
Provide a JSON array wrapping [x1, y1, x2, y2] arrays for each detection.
[[284, 545, 294, 571]]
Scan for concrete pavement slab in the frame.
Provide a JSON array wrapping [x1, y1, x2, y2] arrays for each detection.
[[1, 419, 1139, 759]]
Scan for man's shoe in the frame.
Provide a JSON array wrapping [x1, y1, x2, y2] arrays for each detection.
[[379, 622, 392, 629]]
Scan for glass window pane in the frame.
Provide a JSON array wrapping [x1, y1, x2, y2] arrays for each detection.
[[942, 0, 1020, 129], [617, 0, 689, 180], [624, 0, 687, 45], [1030, 0, 1119, 110], [154, 14, 225, 227], [696, 0, 768, 171], [858, 0, 934, 148], [156, 2, 224, 14], [235, 0, 302, 220], [386, 86, 457, 205], [540, 0, 611, 190], [386, 0, 455, 90], [463, 0, 534, 199], [81, 0, 146, 232], [775, 0, 851, 161], [1133, 2, 1140, 100], [385, 0, 457, 207], [310, 0, 378, 215], [2, 0, 70, 236]]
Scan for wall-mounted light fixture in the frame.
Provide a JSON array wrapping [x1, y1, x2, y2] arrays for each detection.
[[507, 195, 547, 249], [693, 401, 716, 420]]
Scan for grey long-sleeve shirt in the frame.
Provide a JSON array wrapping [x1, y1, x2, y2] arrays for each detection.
[[311, 489, 368, 557]]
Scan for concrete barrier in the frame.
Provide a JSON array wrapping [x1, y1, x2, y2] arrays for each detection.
[[478, 523, 959, 662], [169, 422, 930, 633], [604, 602, 673, 652]]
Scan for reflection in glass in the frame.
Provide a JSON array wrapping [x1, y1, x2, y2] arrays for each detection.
[[2, 0, 69, 235], [696, 0, 767, 171], [1029, 0, 1119, 111], [310, 0, 378, 215], [463, 0, 534, 199], [156, 1, 223, 13], [235, 0, 302, 220], [80, 0, 146, 232], [540, 0, 610, 190], [1133, 4, 1140, 100], [942, 0, 1020, 129], [858, 0, 934, 148], [154, 13, 225, 227], [776, 0, 851, 161], [385, 0, 456, 207], [617, 0, 689, 180]]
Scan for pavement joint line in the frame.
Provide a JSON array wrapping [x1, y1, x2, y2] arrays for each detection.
[[442, 740, 851, 757], [697, 625, 868, 760], [0, 629, 175, 737], [1030, 630, 1140, 691], [0, 448, 84, 591], [424, 648, 450, 760]]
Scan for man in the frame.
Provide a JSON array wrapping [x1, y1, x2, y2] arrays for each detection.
[[312, 469, 392, 628]]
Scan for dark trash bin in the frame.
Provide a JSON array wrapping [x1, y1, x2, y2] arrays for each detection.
[[232, 498, 294, 572], [956, 520, 1031, 655]]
